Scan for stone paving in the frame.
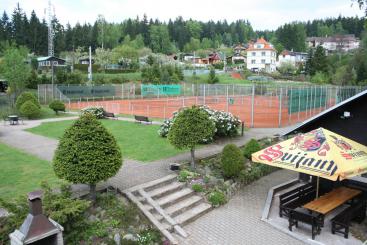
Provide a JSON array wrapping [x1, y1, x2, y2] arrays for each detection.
[[176, 170, 305, 245]]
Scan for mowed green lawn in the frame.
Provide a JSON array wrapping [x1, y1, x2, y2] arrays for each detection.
[[0, 143, 63, 200], [26, 120, 185, 162]]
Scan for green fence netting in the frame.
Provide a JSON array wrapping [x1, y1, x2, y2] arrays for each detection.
[[141, 84, 181, 96], [288, 87, 327, 114]]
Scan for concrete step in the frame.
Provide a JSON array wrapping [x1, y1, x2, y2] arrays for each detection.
[[174, 203, 212, 226], [148, 182, 186, 199], [165, 195, 204, 217], [127, 174, 177, 193], [157, 188, 194, 208]]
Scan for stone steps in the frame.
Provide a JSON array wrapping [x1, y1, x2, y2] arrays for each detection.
[[174, 202, 212, 225], [148, 182, 185, 199], [156, 188, 194, 208], [166, 195, 204, 217], [123, 174, 213, 245]]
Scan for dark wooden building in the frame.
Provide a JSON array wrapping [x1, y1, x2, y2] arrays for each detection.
[[284, 89, 367, 192], [37, 56, 66, 69]]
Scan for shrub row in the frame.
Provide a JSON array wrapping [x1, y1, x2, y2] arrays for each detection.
[[158, 105, 241, 140]]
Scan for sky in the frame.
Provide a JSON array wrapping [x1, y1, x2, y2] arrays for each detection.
[[1, 0, 365, 30]]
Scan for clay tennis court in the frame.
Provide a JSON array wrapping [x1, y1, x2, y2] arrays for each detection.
[[66, 95, 336, 128]]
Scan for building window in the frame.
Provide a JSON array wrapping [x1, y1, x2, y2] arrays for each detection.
[[46, 61, 50, 66], [261, 52, 265, 56], [251, 60, 256, 64], [252, 52, 256, 56], [256, 45, 262, 48], [261, 59, 265, 64]]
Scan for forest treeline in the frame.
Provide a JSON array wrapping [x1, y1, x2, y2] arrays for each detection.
[[0, 3, 365, 56]]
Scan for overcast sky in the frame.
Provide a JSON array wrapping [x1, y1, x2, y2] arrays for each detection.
[[1, 0, 365, 30]]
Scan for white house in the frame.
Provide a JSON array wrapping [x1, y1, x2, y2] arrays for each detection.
[[306, 34, 360, 53], [277, 50, 307, 67], [246, 38, 276, 73]]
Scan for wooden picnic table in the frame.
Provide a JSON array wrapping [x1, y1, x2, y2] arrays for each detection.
[[303, 186, 361, 215]]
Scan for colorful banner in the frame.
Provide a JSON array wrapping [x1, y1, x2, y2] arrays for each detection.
[[252, 128, 367, 181], [57, 85, 116, 98]]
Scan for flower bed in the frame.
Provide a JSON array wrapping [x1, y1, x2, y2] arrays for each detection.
[[176, 137, 279, 207], [81, 106, 105, 119], [158, 105, 241, 141]]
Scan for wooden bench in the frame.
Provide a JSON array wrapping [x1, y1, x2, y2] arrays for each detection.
[[289, 209, 323, 240], [279, 183, 316, 218], [331, 199, 366, 239], [134, 115, 152, 124], [103, 111, 117, 120]]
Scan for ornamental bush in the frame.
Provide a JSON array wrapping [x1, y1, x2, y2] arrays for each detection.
[[49, 100, 66, 114], [158, 105, 241, 139], [15, 91, 40, 110], [243, 139, 261, 159], [81, 106, 105, 119], [19, 100, 41, 119], [53, 113, 122, 202], [208, 190, 226, 207], [221, 144, 244, 178]]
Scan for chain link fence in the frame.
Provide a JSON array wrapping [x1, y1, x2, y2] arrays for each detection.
[[38, 83, 365, 128]]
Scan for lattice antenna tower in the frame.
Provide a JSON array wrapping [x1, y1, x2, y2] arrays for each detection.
[[47, 0, 55, 57]]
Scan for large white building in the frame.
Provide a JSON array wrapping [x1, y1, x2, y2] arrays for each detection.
[[246, 38, 276, 73], [306, 34, 360, 53]]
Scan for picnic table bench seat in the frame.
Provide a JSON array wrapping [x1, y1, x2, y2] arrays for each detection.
[[289, 209, 323, 240], [134, 115, 152, 124], [331, 199, 366, 239], [279, 183, 316, 218]]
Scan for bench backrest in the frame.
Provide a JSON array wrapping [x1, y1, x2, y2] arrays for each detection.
[[135, 115, 149, 121], [103, 111, 115, 117], [290, 210, 318, 225], [280, 183, 315, 205]]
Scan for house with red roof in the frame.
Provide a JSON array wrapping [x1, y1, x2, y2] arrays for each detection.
[[246, 37, 276, 73]]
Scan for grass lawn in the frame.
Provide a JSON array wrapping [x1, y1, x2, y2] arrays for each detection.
[[0, 143, 62, 200], [26, 119, 185, 162], [38, 106, 74, 119], [184, 73, 251, 84]]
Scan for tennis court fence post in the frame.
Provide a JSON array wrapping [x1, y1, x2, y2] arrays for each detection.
[[278, 87, 282, 128]]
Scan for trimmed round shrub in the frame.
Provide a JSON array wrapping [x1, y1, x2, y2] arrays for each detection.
[[243, 139, 261, 159], [16, 92, 40, 110], [221, 144, 244, 178], [49, 100, 66, 114], [81, 106, 105, 119], [19, 100, 41, 119], [208, 190, 226, 207], [53, 113, 122, 201]]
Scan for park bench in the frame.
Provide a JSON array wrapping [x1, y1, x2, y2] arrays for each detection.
[[288, 209, 323, 240], [134, 115, 152, 124], [103, 111, 117, 120], [279, 183, 316, 218], [331, 199, 366, 239]]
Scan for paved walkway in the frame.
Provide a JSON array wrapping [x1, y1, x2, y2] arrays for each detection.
[[176, 170, 304, 245]]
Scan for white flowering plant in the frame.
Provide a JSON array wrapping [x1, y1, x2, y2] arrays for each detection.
[[81, 106, 105, 119], [158, 105, 241, 140]]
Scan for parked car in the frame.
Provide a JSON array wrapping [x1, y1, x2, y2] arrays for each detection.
[[0, 80, 8, 93]]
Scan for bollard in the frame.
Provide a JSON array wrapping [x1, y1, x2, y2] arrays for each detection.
[[241, 121, 245, 136]]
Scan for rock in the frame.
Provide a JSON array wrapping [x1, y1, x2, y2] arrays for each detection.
[[114, 233, 121, 245], [123, 233, 137, 241], [88, 215, 97, 222], [135, 215, 140, 222], [95, 207, 102, 212], [204, 166, 212, 175]]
